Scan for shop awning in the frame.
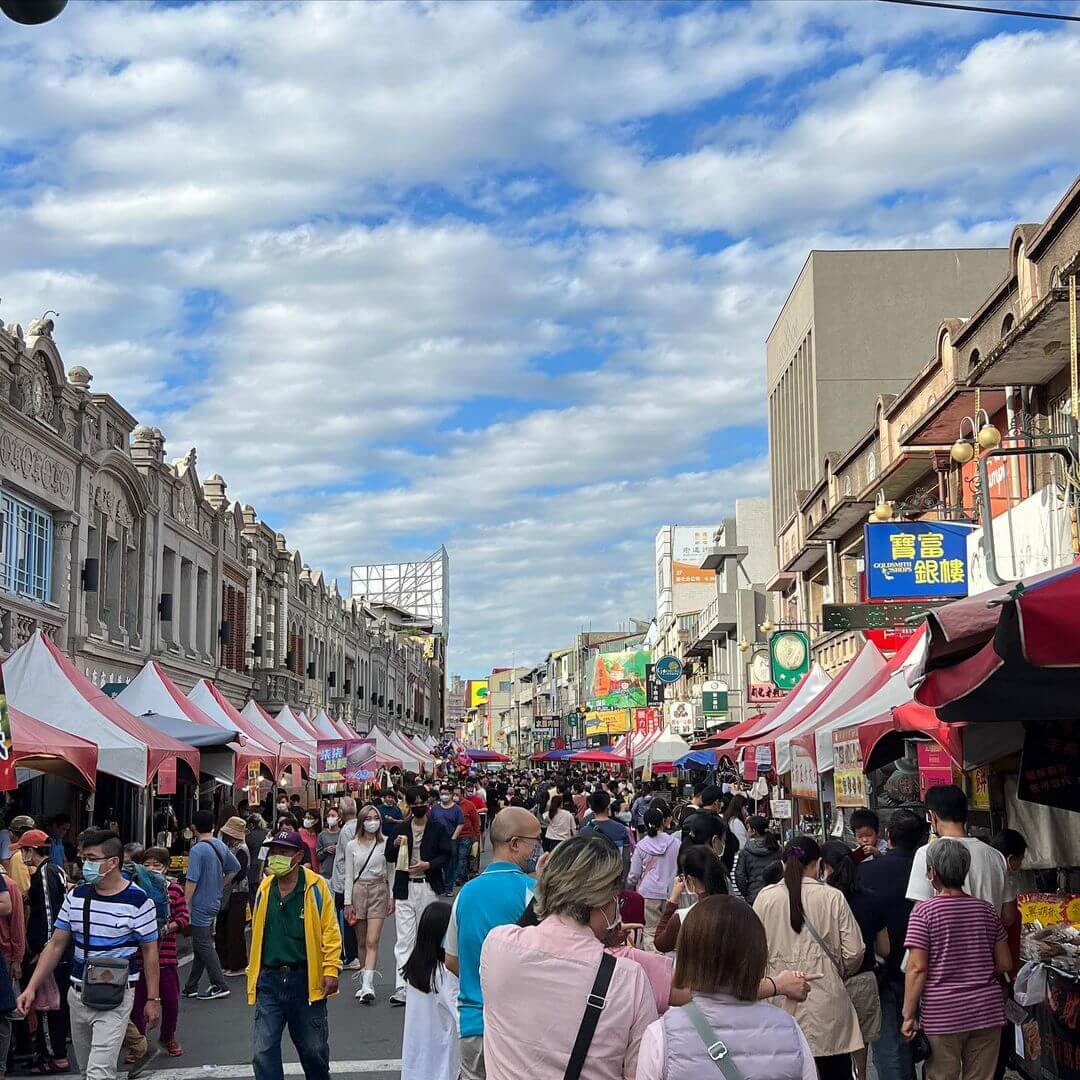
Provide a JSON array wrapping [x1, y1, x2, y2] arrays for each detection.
[[365, 728, 406, 770], [739, 643, 888, 775], [915, 562, 1080, 722], [11, 707, 98, 789], [190, 680, 309, 781], [569, 749, 626, 765], [237, 700, 315, 774], [4, 631, 199, 787], [859, 701, 965, 774], [675, 749, 721, 769], [716, 665, 833, 751], [116, 661, 274, 788], [467, 748, 511, 763]]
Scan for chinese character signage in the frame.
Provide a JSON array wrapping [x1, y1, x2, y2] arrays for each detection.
[[968, 765, 991, 812], [1018, 719, 1080, 812], [665, 700, 695, 735], [790, 742, 818, 798], [645, 664, 666, 706], [864, 522, 972, 599], [316, 739, 377, 785], [748, 683, 787, 705], [701, 681, 729, 718], [917, 742, 957, 802], [634, 707, 662, 736], [832, 724, 867, 807], [584, 709, 631, 736]]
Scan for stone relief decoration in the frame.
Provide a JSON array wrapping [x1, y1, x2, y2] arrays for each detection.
[[0, 427, 75, 501], [90, 474, 136, 529], [26, 315, 56, 339], [14, 354, 58, 426], [201, 513, 213, 542], [173, 483, 196, 530]]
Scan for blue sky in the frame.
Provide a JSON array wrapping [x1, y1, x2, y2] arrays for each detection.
[[3, 0, 1080, 676]]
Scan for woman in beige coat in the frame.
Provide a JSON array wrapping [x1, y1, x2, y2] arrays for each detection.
[[753, 835, 865, 1080]]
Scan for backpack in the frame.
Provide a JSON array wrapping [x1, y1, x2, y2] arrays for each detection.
[[131, 865, 170, 934]]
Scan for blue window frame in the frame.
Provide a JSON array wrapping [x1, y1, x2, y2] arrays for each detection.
[[1, 492, 52, 603]]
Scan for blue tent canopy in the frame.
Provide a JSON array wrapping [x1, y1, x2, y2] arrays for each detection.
[[674, 750, 717, 769]]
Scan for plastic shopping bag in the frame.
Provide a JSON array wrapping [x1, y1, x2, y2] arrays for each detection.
[[1014, 960, 1048, 1007]]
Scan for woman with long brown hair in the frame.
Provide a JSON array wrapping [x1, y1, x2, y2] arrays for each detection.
[[752, 835, 865, 1080], [344, 802, 394, 1004]]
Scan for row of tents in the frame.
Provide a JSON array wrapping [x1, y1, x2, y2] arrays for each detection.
[[1, 629, 440, 792], [530, 728, 693, 771]]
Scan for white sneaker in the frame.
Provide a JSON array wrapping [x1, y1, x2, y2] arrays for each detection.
[[343, 958, 362, 970], [354, 969, 376, 1004], [389, 988, 406, 1007]]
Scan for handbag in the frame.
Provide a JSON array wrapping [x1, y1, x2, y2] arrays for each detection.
[[563, 953, 616, 1080], [391, 834, 411, 902], [802, 909, 881, 1039], [32, 972, 61, 1012], [346, 843, 380, 924], [80, 893, 130, 1011]]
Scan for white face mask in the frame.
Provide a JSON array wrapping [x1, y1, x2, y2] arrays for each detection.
[[440, 794, 452, 804], [362, 819, 380, 834], [602, 897, 622, 933], [327, 815, 339, 827], [303, 818, 315, 829]]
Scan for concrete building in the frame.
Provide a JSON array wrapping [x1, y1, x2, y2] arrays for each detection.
[[0, 314, 443, 736], [768, 249, 1007, 531]]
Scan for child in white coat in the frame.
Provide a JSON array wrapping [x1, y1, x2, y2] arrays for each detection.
[[400, 900, 459, 1080]]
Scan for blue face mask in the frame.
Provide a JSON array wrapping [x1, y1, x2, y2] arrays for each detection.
[[82, 859, 103, 885], [524, 842, 541, 875]]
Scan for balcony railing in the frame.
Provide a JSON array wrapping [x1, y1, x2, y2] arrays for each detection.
[[0, 595, 64, 656]]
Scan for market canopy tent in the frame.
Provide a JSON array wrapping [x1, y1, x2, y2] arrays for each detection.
[[569, 749, 626, 765], [739, 643, 888, 775], [363, 728, 406, 771], [467, 748, 510, 763], [385, 730, 432, 771], [915, 562, 1080, 723], [4, 631, 199, 787], [190, 680, 308, 781], [859, 701, 965, 773], [134, 711, 239, 785], [117, 661, 272, 788], [268, 704, 318, 752], [310, 709, 354, 741], [236, 701, 315, 776], [10, 707, 98, 788]]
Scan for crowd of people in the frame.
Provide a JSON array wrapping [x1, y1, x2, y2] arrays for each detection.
[[0, 771, 1029, 1080]]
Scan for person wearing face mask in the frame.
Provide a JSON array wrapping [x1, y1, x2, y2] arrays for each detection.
[[385, 786, 452, 1007], [443, 807, 542, 1080], [298, 811, 320, 871], [316, 810, 340, 880], [18, 829, 160, 1080], [343, 805, 394, 1004], [329, 797, 361, 972], [247, 829, 341, 1080], [215, 817, 251, 978], [480, 834, 656, 1080], [429, 787, 465, 897]]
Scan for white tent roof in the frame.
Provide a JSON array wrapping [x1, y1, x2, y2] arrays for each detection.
[[743, 664, 832, 739], [384, 729, 425, 771], [772, 644, 888, 774], [273, 704, 317, 749], [647, 729, 692, 765], [368, 727, 411, 770], [5, 631, 148, 785], [308, 710, 342, 739], [238, 701, 315, 767]]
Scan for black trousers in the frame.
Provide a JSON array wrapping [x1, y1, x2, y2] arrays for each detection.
[[814, 1053, 853, 1080], [333, 892, 358, 963], [215, 892, 249, 971]]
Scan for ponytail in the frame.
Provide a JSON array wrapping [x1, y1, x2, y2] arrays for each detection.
[[643, 807, 664, 838], [782, 835, 821, 933]]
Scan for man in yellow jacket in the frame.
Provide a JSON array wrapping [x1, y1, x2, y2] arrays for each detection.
[[247, 829, 341, 1080]]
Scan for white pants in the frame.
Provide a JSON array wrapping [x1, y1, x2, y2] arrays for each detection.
[[68, 985, 136, 1080], [394, 880, 436, 990]]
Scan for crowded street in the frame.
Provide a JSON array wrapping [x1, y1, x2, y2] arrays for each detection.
[[4, 2, 1080, 1080]]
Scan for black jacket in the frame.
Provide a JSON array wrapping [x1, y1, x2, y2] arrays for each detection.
[[27, 860, 68, 960], [734, 837, 781, 905], [384, 816, 452, 894]]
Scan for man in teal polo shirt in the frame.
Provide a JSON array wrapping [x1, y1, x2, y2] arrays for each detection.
[[444, 807, 541, 1080]]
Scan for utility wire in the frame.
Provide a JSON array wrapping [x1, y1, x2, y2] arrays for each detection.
[[878, 0, 1080, 22]]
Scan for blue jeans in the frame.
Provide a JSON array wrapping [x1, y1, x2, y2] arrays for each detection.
[[454, 838, 472, 884], [253, 969, 330, 1080], [873, 978, 915, 1080]]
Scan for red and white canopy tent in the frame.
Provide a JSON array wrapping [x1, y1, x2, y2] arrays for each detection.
[[4, 631, 199, 788], [610, 728, 692, 771], [190, 680, 308, 783], [309, 709, 353, 741], [268, 704, 319, 753], [382, 730, 426, 773], [363, 727, 406, 771], [237, 701, 315, 778], [736, 642, 888, 776], [396, 732, 436, 770], [10, 707, 98, 789], [115, 661, 266, 788]]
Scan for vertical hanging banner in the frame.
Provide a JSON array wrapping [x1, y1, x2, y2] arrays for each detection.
[[790, 742, 818, 798], [246, 760, 262, 806], [645, 665, 666, 707], [156, 756, 177, 796], [917, 743, 956, 801], [832, 725, 867, 807], [634, 707, 662, 736]]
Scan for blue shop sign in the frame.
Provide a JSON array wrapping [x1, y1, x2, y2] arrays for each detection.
[[864, 522, 972, 600]]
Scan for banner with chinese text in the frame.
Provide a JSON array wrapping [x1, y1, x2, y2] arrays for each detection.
[[864, 521, 972, 599], [832, 724, 868, 807]]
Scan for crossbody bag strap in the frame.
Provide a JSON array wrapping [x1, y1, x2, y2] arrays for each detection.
[[801, 910, 843, 977], [81, 890, 92, 954], [351, 842, 378, 885], [683, 1001, 748, 1080], [563, 952, 616, 1080]]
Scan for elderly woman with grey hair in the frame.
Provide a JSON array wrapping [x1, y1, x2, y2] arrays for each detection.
[[902, 838, 1011, 1080], [480, 835, 657, 1080]]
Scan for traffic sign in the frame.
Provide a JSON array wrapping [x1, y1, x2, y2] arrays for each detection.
[[654, 655, 684, 683]]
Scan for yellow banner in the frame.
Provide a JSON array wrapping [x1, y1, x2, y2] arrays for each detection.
[[468, 680, 489, 708], [585, 709, 631, 736]]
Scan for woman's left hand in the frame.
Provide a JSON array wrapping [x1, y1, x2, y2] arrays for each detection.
[[387, 898, 395, 916]]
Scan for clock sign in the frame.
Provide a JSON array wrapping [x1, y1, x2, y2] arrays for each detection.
[[769, 630, 810, 690]]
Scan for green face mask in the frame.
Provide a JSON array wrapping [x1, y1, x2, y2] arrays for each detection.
[[267, 854, 295, 877]]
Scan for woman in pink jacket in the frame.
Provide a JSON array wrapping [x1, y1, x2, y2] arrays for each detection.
[[627, 806, 680, 951]]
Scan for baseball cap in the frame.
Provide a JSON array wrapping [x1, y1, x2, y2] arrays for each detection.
[[267, 829, 303, 851], [12, 829, 50, 850]]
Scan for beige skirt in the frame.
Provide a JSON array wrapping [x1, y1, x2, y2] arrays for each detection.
[[351, 877, 390, 920]]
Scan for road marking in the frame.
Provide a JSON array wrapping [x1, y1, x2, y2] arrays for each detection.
[[144, 1062, 402, 1079]]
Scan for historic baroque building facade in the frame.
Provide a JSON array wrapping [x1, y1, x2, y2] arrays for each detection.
[[0, 314, 441, 735]]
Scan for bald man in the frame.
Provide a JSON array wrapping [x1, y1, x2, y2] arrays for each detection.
[[444, 807, 543, 1080]]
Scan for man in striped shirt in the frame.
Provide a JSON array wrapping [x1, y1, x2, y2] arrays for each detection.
[[18, 829, 161, 1080]]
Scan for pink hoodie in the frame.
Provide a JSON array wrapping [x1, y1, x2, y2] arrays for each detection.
[[627, 831, 681, 900]]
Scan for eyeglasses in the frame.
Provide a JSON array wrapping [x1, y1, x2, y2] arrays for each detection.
[[510, 834, 542, 844]]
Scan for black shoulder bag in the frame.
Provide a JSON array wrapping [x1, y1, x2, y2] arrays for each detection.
[[563, 952, 616, 1080], [80, 893, 130, 1011]]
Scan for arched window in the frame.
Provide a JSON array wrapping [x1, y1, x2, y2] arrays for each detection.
[[1001, 313, 1015, 337], [969, 348, 981, 369]]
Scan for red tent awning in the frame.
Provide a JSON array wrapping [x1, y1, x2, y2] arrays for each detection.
[[11, 707, 98, 789], [570, 750, 628, 765], [859, 700, 964, 774]]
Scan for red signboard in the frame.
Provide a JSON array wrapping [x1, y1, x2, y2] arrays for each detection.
[[917, 743, 954, 801], [634, 707, 662, 735], [864, 625, 918, 654], [748, 684, 786, 704], [156, 756, 177, 796]]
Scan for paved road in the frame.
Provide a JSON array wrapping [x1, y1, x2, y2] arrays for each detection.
[[145, 917, 406, 1080]]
